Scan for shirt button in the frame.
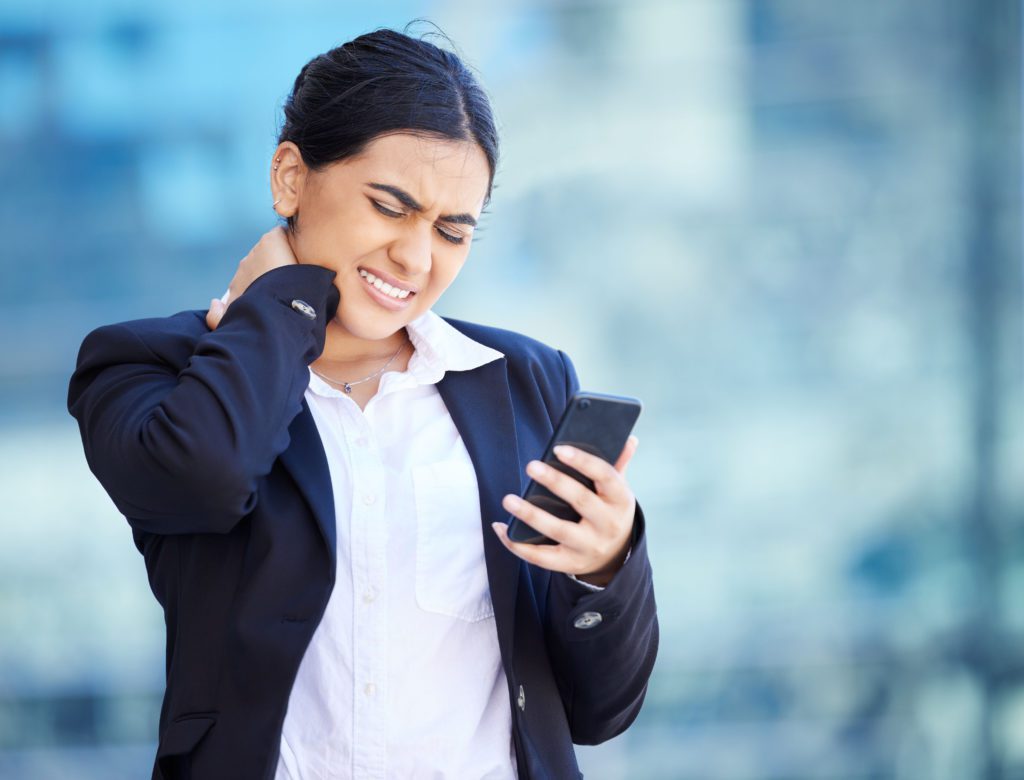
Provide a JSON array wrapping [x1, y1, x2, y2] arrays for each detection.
[[364, 683, 376, 696], [363, 492, 376, 505], [363, 587, 377, 603], [573, 611, 603, 629]]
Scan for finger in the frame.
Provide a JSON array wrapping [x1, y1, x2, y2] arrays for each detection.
[[551, 444, 630, 503], [491, 521, 581, 574], [501, 493, 585, 549], [614, 435, 639, 474], [524, 460, 604, 523], [206, 299, 222, 331]]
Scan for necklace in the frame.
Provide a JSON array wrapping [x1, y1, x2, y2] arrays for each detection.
[[310, 336, 408, 394]]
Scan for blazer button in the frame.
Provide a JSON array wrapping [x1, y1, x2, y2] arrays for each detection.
[[290, 299, 317, 320], [509, 679, 524, 712], [573, 611, 603, 630]]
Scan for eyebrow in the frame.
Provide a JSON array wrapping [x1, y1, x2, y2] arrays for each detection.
[[365, 182, 478, 227]]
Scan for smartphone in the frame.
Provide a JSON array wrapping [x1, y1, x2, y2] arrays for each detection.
[[507, 391, 642, 545]]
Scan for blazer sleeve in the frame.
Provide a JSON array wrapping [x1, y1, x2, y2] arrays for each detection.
[[66, 264, 339, 536], [541, 348, 660, 746]]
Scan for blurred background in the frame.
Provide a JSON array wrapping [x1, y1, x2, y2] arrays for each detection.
[[0, 0, 1021, 778]]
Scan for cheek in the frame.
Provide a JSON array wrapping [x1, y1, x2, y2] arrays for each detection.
[[340, 224, 385, 257], [401, 266, 442, 307], [428, 258, 467, 294], [312, 204, 390, 257]]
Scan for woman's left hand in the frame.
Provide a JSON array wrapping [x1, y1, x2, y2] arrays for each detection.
[[491, 435, 639, 588]]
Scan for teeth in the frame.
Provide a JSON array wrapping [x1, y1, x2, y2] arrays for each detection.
[[359, 269, 412, 299]]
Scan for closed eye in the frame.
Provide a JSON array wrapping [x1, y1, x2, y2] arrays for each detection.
[[370, 199, 466, 245]]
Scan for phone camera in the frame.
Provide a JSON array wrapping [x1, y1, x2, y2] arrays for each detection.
[[578, 399, 590, 410]]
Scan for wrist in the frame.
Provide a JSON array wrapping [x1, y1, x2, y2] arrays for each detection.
[[576, 538, 632, 588]]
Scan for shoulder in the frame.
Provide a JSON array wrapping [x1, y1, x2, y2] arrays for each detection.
[[439, 315, 578, 421], [440, 315, 572, 373], [74, 308, 209, 371]]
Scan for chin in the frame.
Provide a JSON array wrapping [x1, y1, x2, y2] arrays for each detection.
[[332, 308, 416, 341]]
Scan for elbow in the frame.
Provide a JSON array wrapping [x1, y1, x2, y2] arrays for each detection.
[[89, 445, 258, 536], [120, 479, 257, 536], [570, 680, 651, 746], [168, 471, 257, 535], [178, 448, 260, 530], [127, 410, 260, 534]]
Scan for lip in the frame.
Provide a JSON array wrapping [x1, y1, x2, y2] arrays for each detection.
[[358, 268, 416, 311], [359, 266, 419, 294]]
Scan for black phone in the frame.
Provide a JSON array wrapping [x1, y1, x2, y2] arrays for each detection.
[[507, 391, 643, 545]]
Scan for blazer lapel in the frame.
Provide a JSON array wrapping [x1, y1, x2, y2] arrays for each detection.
[[279, 397, 338, 569], [437, 357, 523, 664]]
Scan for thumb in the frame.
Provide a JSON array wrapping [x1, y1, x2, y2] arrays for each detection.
[[614, 435, 639, 474]]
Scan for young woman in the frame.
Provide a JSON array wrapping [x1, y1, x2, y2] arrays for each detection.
[[67, 26, 659, 780]]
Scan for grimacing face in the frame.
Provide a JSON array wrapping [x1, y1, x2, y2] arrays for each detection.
[[271, 132, 491, 347]]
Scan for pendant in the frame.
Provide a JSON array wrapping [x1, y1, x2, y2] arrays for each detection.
[[343, 383, 353, 393]]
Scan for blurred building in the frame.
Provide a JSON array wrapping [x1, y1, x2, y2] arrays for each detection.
[[0, 1, 1020, 778]]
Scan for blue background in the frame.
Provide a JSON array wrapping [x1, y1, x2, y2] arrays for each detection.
[[0, 1, 1021, 778]]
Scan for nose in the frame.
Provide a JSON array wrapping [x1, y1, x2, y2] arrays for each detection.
[[388, 220, 433, 278]]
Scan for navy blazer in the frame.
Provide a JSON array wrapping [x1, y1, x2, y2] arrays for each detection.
[[66, 264, 659, 780]]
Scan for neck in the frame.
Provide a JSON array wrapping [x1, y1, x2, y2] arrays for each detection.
[[314, 324, 410, 372]]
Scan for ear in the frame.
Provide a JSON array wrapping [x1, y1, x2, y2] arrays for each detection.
[[271, 141, 307, 220]]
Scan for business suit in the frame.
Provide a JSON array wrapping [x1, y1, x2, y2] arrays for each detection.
[[67, 264, 659, 779]]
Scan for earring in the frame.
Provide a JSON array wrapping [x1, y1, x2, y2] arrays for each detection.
[[272, 158, 282, 207]]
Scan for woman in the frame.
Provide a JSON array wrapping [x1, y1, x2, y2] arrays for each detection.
[[67, 26, 658, 780]]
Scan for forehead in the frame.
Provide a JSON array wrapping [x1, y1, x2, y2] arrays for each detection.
[[323, 132, 490, 210]]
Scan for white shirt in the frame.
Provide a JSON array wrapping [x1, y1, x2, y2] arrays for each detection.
[[271, 307, 606, 780]]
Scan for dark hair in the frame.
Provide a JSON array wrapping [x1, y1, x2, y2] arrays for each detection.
[[276, 23, 500, 234]]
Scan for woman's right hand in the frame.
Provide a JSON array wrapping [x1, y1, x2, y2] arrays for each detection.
[[206, 226, 300, 331]]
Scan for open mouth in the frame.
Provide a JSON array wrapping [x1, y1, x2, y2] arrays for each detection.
[[357, 268, 416, 310], [358, 268, 416, 300]]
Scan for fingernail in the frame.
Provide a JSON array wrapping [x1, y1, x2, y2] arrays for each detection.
[[491, 522, 503, 534], [553, 445, 573, 460]]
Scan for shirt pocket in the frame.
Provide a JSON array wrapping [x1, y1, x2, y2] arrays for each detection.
[[412, 457, 495, 622]]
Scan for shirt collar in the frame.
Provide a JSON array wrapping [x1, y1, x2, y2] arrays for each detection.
[[306, 308, 504, 397]]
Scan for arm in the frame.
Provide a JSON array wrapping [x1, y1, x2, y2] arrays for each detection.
[[542, 349, 660, 745], [67, 264, 338, 536]]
